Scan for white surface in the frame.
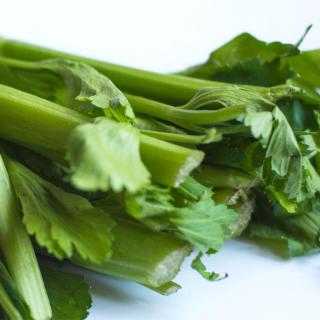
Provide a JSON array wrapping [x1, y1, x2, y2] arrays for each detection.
[[83, 240, 320, 320], [1, 1, 320, 319]]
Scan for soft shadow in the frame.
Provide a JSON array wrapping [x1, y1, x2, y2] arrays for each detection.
[[39, 256, 143, 304], [85, 274, 136, 303]]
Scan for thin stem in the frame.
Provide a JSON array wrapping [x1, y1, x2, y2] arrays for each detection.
[[127, 94, 245, 125], [140, 129, 221, 145]]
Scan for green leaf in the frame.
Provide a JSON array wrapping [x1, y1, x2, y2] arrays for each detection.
[[287, 49, 320, 89], [191, 252, 223, 281], [301, 132, 320, 158], [42, 59, 135, 122], [266, 108, 300, 176], [6, 157, 114, 262], [0, 57, 135, 122], [42, 267, 92, 320], [203, 99, 320, 210], [249, 221, 312, 257], [0, 151, 52, 320], [266, 108, 320, 203], [248, 189, 320, 257], [170, 198, 237, 251], [123, 176, 237, 255], [66, 117, 150, 193], [180, 33, 297, 86]]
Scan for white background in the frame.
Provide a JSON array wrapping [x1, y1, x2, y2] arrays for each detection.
[[1, 0, 320, 319]]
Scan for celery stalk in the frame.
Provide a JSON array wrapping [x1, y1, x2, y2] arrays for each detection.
[[0, 85, 203, 187], [72, 219, 192, 287], [194, 165, 254, 189], [127, 94, 245, 125], [0, 152, 52, 320], [0, 37, 255, 105]]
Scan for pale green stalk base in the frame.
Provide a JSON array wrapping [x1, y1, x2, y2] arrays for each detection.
[[72, 219, 192, 287]]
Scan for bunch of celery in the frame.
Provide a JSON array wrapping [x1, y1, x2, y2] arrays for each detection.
[[0, 28, 319, 319]]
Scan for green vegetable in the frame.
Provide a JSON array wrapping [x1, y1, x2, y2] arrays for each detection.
[[0, 151, 52, 320], [0, 84, 204, 188], [179, 32, 298, 86], [248, 189, 320, 257], [0, 260, 32, 320], [213, 189, 255, 238], [144, 281, 181, 296], [0, 57, 135, 122], [42, 267, 92, 320], [191, 252, 223, 281], [73, 219, 192, 288], [0, 37, 232, 104], [5, 157, 115, 262], [124, 176, 237, 250], [0, 31, 319, 318], [170, 197, 236, 250], [193, 165, 254, 189], [66, 117, 150, 192]]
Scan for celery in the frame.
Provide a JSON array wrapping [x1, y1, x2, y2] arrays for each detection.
[[0, 152, 52, 320], [73, 219, 192, 287], [0, 84, 203, 187]]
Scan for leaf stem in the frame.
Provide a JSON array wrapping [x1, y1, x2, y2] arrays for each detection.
[[127, 94, 246, 125]]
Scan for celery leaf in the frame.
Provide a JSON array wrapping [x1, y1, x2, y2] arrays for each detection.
[[67, 117, 150, 193], [6, 158, 114, 262], [42, 267, 92, 320], [170, 198, 237, 251]]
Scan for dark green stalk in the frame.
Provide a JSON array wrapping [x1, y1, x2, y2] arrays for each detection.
[[0, 85, 204, 187], [194, 165, 254, 189]]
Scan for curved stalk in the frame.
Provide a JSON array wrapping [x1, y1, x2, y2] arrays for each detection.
[[127, 94, 245, 125]]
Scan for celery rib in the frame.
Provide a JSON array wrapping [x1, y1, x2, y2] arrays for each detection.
[[0, 84, 203, 187], [0, 152, 52, 320]]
